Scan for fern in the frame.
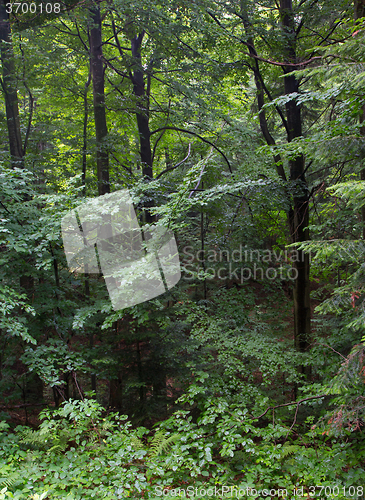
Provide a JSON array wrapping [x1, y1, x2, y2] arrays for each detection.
[[47, 441, 68, 455], [0, 478, 16, 489], [280, 444, 300, 459], [101, 420, 114, 432], [18, 427, 69, 454], [130, 436, 144, 450], [0, 466, 18, 489], [18, 428, 48, 448], [148, 431, 180, 458]]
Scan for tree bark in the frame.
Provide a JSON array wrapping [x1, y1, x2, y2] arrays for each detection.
[[130, 31, 153, 181], [89, 2, 109, 196], [0, 0, 24, 168], [354, 0, 365, 19], [241, 1, 311, 353], [82, 66, 91, 197], [280, 0, 311, 354]]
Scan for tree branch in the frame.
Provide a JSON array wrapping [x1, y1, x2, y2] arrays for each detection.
[[150, 126, 232, 173], [156, 144, 191, 179], [252, 394, 327, 420]]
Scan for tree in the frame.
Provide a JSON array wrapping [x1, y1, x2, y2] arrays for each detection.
[[0, 0, 23, 168], [205, 0, 353, 357], [89, 1, 109, 196]]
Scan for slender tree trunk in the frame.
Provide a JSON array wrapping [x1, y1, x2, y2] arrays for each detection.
[[130, 32, 153, 181], [82, 66, 92, 197], [81, 67, 93, 391], [129, 33, 167, 407], [279, 0, 311, 354], [0, 0, 23, 168], [242, 1, 311, 353], [89, 4, 110, 396], [89, 2, 109, 196]]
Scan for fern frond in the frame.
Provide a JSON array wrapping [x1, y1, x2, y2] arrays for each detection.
[[0, 474, 17, 488], [280, 444, 300, 459], [101, 420, 114, 432], [48, 443, 67, 455], [131, 436, 144, 450], [18, 427, 69, 454], [19, 428, 49, 449], [149, 431, 180, 458]]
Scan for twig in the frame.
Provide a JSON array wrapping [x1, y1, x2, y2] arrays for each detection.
[[312, 342, 347, 360], [157, 144, 191, 180], [284, 401, 301, 441], [188, 158, 206, 198], [252, 394, 327, 420], [150, 126, 232, 173]]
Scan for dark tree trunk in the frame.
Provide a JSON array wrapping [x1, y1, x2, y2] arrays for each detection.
[[279, 0, 311, 354], [241, 12, 287, 181], [89, 3, 109, 196], [89, 4, 110, 397], [82, 66, 91, 197], [242, 1, 311, 354], [354, 0, 365, 19], [0, 0, 23, 168], [130, 32, 153, 181], [109, 376, 123, 409]]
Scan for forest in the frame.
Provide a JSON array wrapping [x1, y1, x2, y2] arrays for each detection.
[[0, 0, 365, 497]]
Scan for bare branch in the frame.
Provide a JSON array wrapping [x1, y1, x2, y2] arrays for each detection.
[[156, 144, 192, 180], [312, 342, 347, 360], [151, 126, 232, 173], [252, 394, 327, 420]]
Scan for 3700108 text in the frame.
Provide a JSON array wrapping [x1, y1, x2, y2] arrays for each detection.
[[307, 485, 363, 497], [5, 3, 61, 14]]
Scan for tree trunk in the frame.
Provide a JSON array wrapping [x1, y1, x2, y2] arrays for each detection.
[[242, 1, 311, 353], [130, 32, 153, 181], [82, 66, 91, 197], [109, 375, 123, 409], [127, 28, 167, 414], [89, 4, 110, 397], [279, 0, 311, 354], [354, 0, 365, 19], [0, 0, 24, 168], [89, 2, 109, 196]]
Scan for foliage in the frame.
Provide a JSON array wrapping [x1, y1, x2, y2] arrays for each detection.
[[0, 397, 363, 499], [0, 0, 365, 497]]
